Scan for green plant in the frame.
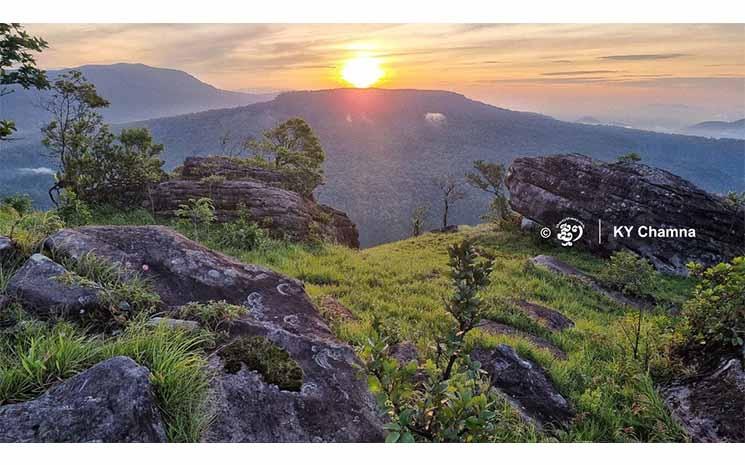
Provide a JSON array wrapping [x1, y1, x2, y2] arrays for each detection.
[[411, 206, 428, 237], [57, 190, 92, 226], [598, 251, 658, 299], [219, 335, 304, 391], [675, 257, 745, 365], [177, 300, 245, 331], [617, 152, 642, 163], [215, 207, 267, 250], [465, 160, 510, 225], [176, 197, 216, 240], [1, 194, 33, 216]]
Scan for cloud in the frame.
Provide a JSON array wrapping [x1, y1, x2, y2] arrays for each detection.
[[541, 70, 616, 76], [600, 53, 688, 61], [424, 112, 447, 126], [17, 167, 55, 176]]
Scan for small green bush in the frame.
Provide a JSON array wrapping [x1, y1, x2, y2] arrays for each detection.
[[57, 191, 92, 227], [675, 257, 745, 363], [598, 251, 658, 299], [176, 197, 216, 240], [220, 335, 303, 391], [177, 300, 245, 331], [215, 209, 267, 250], [1, 194, 33, 216]]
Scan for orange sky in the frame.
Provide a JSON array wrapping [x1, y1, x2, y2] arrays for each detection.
[[25, 24, 745, 123]]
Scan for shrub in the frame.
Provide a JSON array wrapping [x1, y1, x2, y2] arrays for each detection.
[[215, 208, 267, 250], [177, 300, 245, 331], [598, 251, 658, 299], [57, 190, 92, 226], [219, 335, 303, 391], [617, 152, 642, 163], [175, 197, 216, 240], [1, 194, 33, 216], [675, 257, 745, 364]]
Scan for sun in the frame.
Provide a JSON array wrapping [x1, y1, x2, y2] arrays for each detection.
[[341, 56, 384, 88]]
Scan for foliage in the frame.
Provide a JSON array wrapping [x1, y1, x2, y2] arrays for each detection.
[[57, 190, 92, 227], [465, 160, 510, 224], [177, 300, 245, 331], [69, 127, 166, 209], [1, 193, 33, 216], [41, 70, 110, 203], [0, 23, 49, 140], [617, 152, 642, 163], [248, 118, 325, 196], [432, 174, 467, 229], [219, 335, 304, 391], [214, 206, 267, 250], [674, 257, 745, 364], [598, 251, 658, 299], [411, 206, 428, 237], [0, 207, 63, 256], [724, 191, 745, 209], [176, 197, 216, 240]]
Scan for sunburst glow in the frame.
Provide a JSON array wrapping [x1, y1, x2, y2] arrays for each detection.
[[341, 56, 384, 88]]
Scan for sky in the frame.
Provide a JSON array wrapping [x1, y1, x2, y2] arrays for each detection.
[[25, 24, 745, 128]]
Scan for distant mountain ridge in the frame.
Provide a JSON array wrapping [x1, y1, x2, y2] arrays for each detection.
[[0, 63, 273, 133], [3, 88, 743, 246], [684, 118, 745, 139]]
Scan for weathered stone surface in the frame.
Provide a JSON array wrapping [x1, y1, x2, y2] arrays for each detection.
[[151, 156, 359, 248], [506, 154, 745, 275], [0, 236, 16, 263], [662, 358, 745, 442], [318, 295, 357, 322], [472, 344, 574, 429], [530, 255, 651, 310], [0, 356, 167, 442], [477, 320, 567, 359], [5, 253, 102, 319], [44, 226, 385, 442], [387, 341, 419, 365], [146, 317, 200, 332], [514, 300, 574, 332]]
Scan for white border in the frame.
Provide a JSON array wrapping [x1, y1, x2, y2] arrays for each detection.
[[3, 0, 745, 22]]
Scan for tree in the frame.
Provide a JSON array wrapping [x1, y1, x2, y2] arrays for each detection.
[[617, 152, 642, 163], [411, 206, 428, 237], [0, 23, 49, 140], [249, 118, 325, 196], [432, 174, 466, 229], [465, 160, 510, 224], [72, 127, 166, 209], [41, 70, 110, 204]]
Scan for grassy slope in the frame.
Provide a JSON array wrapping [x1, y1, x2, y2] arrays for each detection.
[[1, 208, 695, 442]]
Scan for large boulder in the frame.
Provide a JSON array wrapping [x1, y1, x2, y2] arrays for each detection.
[[0, 356, 167, 442], [506, 154, 745, 275], [472, 344, 574, 429], [5, 253, 102, 319], [662, 358, 745, 442], [44, 225, 385, 442], [152, 156, 359, 248]]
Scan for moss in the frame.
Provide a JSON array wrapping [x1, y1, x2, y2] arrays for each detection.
[[220, 335, 303, 391], [177, 300, 245, 330]]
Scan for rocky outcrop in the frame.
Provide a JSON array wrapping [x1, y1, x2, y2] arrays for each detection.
[[514, 300, 574, 332], [662, 358, 745, 442], [5, 253, 102, 319], [44, 225, 385, 442], [530, 255, 652, 310], [0, 236, 16, 264], [0, 356, 168, 442], [477, 320, 567, 359], [506, 154, 745, 275], [472, 344, 574, 429], [152, 156, 359, 248]]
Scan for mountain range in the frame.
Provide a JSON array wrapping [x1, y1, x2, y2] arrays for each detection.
[[684, 118, 745, 139], [1, 64, 743, 246]]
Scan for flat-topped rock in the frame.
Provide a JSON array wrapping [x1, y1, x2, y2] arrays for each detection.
[[472, 344, 574, 429], [5, 253, 103, 319], [662, 358, 745, 442], [44, 225, 384, 442], [514, 300, 574, 332], [507, 154, 744, 275], [0, 356, 167, 442]]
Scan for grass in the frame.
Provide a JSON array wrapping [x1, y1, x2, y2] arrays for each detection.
[[219, 335, 304, 391], [0, 206, 697, 442]]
